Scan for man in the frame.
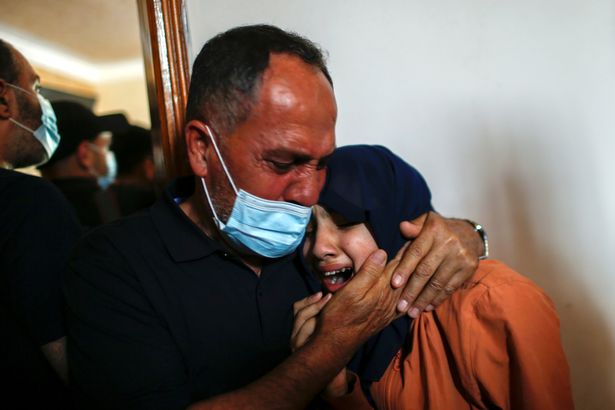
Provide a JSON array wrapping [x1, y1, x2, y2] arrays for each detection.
[[0, 39, 81, 409], [65, 25, 485, 409], [105, 125, 158, 219], [39, 101, 117, 228]]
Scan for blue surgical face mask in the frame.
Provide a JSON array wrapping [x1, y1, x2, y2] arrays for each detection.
[[200, 125, 312, 258], [98, 151, 117, 189], [7, 83, 61, 159], [87, 142, 117, 189]]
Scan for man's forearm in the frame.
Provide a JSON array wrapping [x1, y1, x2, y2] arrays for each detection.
[[187, 332, 357, 410], [188, 251, 398, 409]]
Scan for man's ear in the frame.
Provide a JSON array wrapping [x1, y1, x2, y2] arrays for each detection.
[[185, 120, 212, 178], [142, 157, 156, 182], [0, 80, 12, 120]]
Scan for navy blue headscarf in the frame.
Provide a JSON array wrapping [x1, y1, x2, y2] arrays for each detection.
[[313, 144, 433, 393]]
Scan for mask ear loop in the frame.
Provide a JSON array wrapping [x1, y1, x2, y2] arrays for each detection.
[[200, 124, 238, 226], [6, 83, 38, 133], [6, 83, 34, 96], [8, 117, 35, 133], [203, 125, 238, 194]]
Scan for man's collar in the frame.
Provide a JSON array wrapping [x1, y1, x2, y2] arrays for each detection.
[[151, 175, 308, 271], [151, 176, 224, 262]]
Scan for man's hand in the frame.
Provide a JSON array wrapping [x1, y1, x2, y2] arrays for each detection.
[[190, 250, 404, 410], [391, 212, 483, 318], [317, 249, 404, 348], [292, 249, 406, 398]]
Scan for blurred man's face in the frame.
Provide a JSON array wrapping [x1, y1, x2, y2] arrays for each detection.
[[87, 132, 113, 177]]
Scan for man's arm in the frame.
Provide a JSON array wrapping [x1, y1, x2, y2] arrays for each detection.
[[188, 334, 351, 410], [392, 212, 485, 317], [68, 232, 402, 409], [189, 249, 403, 409]]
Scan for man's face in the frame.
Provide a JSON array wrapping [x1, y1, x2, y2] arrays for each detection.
[[205, 53, 337, 222], [2, 46, 46, 168], [87, 132, 112, 177]]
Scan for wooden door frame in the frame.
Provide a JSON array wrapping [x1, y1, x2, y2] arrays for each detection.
[[137, 0, 192, 179]]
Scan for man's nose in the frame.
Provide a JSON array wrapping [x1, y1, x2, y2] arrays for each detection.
[[283, 167, 326, 207]]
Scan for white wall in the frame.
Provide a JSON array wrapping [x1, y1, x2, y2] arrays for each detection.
[[95, 76, 151, 127], [186, 1, 615, 408]]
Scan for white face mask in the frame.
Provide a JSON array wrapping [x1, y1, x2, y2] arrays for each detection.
[[87, 142, 117, 188], [7, 83, 61, 159], [200, 125, 312, 258]]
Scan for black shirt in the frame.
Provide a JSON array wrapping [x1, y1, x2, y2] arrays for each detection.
[[51, 177, 103, 228], [0, 169, 81, 409], [65, 176, 317, 409], [106, 182, 157, 218]]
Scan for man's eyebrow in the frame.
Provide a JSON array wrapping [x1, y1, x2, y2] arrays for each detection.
[[264, 149, 335, 165], [316, 152, 334, 166]]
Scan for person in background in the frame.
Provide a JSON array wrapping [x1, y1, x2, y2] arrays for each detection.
[[65, 25, 486, 409], [293, 145, 574, 409], [39, 101, 116, 228], [0, 39, 80, 409], [104, 125, 157, 219]]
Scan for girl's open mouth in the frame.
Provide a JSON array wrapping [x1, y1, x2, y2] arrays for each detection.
[[319, 266, 355, 293]]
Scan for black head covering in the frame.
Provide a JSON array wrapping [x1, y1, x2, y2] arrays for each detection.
[[41, 101, 106, 167], [316, 144, 433, 392], [111, 125, 153, 176], [40, 102, 128, 168]]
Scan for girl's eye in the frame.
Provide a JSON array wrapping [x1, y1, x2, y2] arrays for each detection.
[[331, 213, 356, 228], [336, 222, 361, 233]]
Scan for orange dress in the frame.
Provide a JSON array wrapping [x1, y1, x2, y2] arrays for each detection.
[[329, 260, 574, 409]]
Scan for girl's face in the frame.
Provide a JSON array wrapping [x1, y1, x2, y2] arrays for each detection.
[[303, 205, 378, 292]]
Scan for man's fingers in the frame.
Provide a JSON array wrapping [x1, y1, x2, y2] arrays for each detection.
[[400, 220, 422, 239], [347, 249, 387, 290], [404, 255, 457, 317], [391, 226, 434, 296], [393, 211, 482, 317], [391, 231, 434, 290], [430, 266, 474, 307]]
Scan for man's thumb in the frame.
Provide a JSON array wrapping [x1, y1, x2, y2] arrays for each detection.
[[351, 249, 387, 287], [400, 220, 421, 239]]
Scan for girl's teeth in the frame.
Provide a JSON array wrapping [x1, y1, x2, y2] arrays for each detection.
[[323, 267, 350, 277]]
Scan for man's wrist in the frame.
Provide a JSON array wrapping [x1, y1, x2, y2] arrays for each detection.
[[463, 219, 489, 260], [321, 370, 354, 399]]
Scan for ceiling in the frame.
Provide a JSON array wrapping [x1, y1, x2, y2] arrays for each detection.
[[0, 0, 143, 63]]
